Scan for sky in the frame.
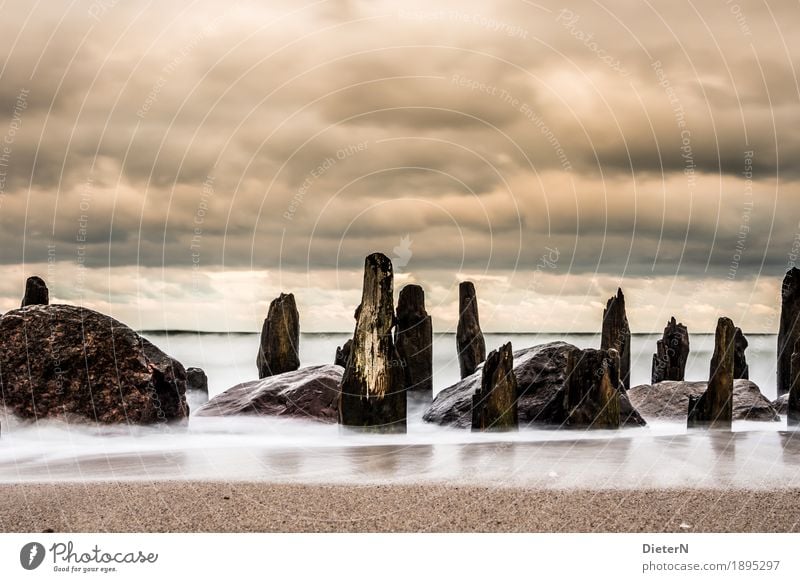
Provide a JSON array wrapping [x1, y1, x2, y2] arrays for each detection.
[[0, 0, 798, 332]]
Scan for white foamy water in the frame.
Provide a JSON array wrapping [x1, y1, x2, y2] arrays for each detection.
[[1, 332, 797, 488]]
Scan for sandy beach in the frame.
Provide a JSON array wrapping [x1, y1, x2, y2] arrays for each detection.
[[2, 482, 799, 533]]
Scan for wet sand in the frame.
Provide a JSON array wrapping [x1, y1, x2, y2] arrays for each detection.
[[2, 481, 800, 532]]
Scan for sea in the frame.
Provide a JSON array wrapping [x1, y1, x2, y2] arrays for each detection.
[[3, 332, 800, 489]]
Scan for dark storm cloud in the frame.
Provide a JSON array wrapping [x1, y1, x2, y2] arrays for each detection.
[[0, 0, 797, 286]]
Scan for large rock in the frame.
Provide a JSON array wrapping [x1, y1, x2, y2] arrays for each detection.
[[21, 276, 49, 307], [687, 317, 735, 428], [601, 288, 631, 390], [734, 327, 750, 380], [564, 348, 620, 429], [651, 317, 689, 383], [456, 281, 486, 379], [257, 293, 300, 379], [471, 342, 517, 431], [423, 342, 645, 428], [394, 284, 433, 397], [631, 379, 779, 422], [196, 365, 341, 421], [0, 304, 188, 424], [339, 253, 406, 432], [778, 268, 800, 396]]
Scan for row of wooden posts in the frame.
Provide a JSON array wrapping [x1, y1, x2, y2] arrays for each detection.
[[255, 254, 800, 433]]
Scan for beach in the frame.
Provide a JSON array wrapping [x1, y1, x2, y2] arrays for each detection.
[[3, 482, 799, 533]]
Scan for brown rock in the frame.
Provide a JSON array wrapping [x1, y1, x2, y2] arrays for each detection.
[[456, 281, 486, 379], [196, 365, 341, 421], [471, 342, 518, 431], [339, 253, 406, 432], [0, 304, 188, 424], [601, 288, 631, 390], [257, 293, 300, 379], [631, 380, 779, 422]]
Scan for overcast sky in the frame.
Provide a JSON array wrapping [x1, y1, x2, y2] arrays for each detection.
[[0, 0, 797, 332]]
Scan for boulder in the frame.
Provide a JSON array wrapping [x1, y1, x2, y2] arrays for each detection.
[[778, 268, 800, 396], [186, 367, 209, 402], [257, 293, 300, 379], [196, 365, 341, 421], [0, 304, 188, 424], [471, 342, 517, 431], [339, 253, 406, 432], [21, 276, 49, 307], [734, 327, 750, 380], [395, 284, 433, 398], [651, 317, 689, 383], [687, 317, 735, 428], [601, 288, 631, 390], [563, 348, 620, 429], [772, 393, 789, 415], [456, 281, 486, 379], [423, 342, 645, 428], [334, 338, 353, 368], [631, 380, 778, 421]]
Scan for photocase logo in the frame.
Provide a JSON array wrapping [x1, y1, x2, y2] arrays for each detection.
[[20, 542, 46, 570], [393, 235, 413, 269]]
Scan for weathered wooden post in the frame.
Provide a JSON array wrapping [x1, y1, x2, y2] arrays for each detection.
[[21, 276, 49, 307], [687, 317, 735, 429], [778, 268, 800, 396], [257, 293, 300, 378], [563, 347, 621, 428], [339, 253, 407, 432], [456, 281, 486, 378], [651, 317, 690, 383], [471, 342, 518, 431], [395, 284, 433, 399], [601, 288, 631, 390]]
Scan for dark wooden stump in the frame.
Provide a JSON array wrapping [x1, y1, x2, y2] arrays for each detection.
[[395, 284, 433, 398], [257, 293, 300, 379], [687, 317, 735, 429], [601, 288, 631, 390], [339, 253, 407, 432], [734, 327, 749, 380], [563, 347, 621, 429], [471, 342, 518, 431], [334, 339, 353, 368], [456, 281, 486, 379], [21, 276, 49, 307], [778, 268, 800, 396], [789, 339, 800, 427], [651, 317, 690, 383]]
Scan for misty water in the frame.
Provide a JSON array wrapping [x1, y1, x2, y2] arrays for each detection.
[[3, 332, 800, 489]]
